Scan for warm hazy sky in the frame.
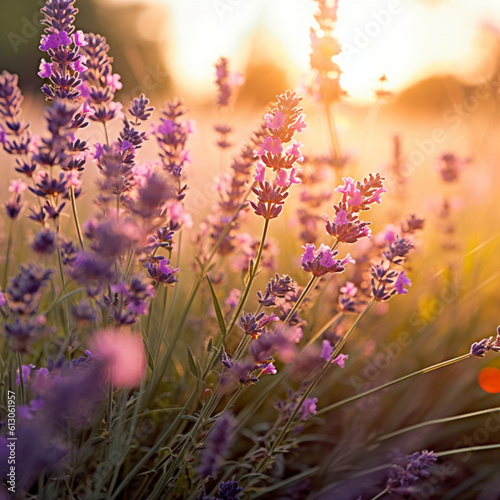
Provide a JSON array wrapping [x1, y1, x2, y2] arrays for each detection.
[[105, 0, 500, 100]]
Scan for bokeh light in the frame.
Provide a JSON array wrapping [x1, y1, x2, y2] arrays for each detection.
[[478, 367, 500, 393]]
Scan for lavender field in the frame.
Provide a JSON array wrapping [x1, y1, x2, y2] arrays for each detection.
[[1, 0, 500, 498]]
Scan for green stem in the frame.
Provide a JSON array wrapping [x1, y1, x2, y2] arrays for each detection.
[[437, 443, 500, 458], [369, 487, 390, 500], [316, 353, 472, 417], [147, 186, 253, 400], [377, 406, 500, 442], [41, 288, 84, 316], [103, 122, 110, 146], [2, 218, 14, 290], [284, 275, 319, 324], [109, 390, 198, 500], [225, 218, 270, 335], [255, 299, 374, 475], [69, 186, 84, 249]]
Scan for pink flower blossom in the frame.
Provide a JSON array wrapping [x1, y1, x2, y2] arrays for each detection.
[[254, 162, 266, 183], [261, 362, 277, 375], [164, 200, 193, 228], [225, 288, 241, 308], [106, 73, 123, 91], [292, 114, 307, 132], [91, 329, 146, 388], [9, 179, 27, 194], [395, 271, 412, 295], [285, 141, 304, 162], [38, 59, 52, 79], [321, 340, 333, 360], [275, 169, 288, 187], [289, 167, 301, 185], [258, 136, 283, 156], [340, 281, 358, 297], [334, 209, 349, 225], [73, 30, 87, 46], [265, 110, 286, 129], [66, 171, 82, 189], [333, 353, 348, 368], [70, 55, 87, 73]]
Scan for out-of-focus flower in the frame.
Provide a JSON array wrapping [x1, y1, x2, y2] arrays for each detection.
[[32, 229, 57, 255], [308, 0, 345, 102], [196, 412, 236, 477], [153, 99, 193, 178], [394, 271, 412, 295], [90, 329, 146, 388], [436, 153, 468, 183], [215, 57, 243, 109], [386, 450, 438, 495]]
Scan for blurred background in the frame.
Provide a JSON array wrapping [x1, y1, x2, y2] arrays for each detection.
[[2, 1, 500, 496]]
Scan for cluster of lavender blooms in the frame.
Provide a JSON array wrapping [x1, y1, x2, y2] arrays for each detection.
[[213, 57, 243, 150], [308, 0, 345, 103], [386, 450, 438, 495], [434, 152, 469, 257], [251, 90, 305, 219], [470, 326, 500, 358]]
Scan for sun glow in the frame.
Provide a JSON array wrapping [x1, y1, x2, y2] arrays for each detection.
[[103, 0, 500, 101]]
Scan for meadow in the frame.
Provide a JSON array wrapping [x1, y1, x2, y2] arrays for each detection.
[[1, 0, 500, 498]]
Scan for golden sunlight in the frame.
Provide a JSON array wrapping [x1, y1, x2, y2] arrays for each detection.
[[90, 0, 500, 99]]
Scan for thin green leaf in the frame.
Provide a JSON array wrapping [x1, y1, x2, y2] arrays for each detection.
[[186, 345, 201, 379], [206, 275, 227, 341]]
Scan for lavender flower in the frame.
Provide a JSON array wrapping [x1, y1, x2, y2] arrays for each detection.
[[79, 33, 123, 122], [215, 57, 243, 109], [38, 0, 88, 101], [301, 243, 355, 277], [198, 125, 266, 260], [308, 0, 345, 102], [144, 256, 179, 286], [394, 271, 412, 295], [470, 326, 500, 358], [251, 91, 305, 220], [436, 153, 468, 183], [196, 412, 236, 477], [325, 174, 386, 244], [4, 264, 52, 316], [0, 71, 32, 157], [217, 481, 243, 500], [32, 229, 57, 255], [154, 99, 193, 178], [240, 311, 279, 339], [257, 273, 295, 307], [386, 450, 438, 495]]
